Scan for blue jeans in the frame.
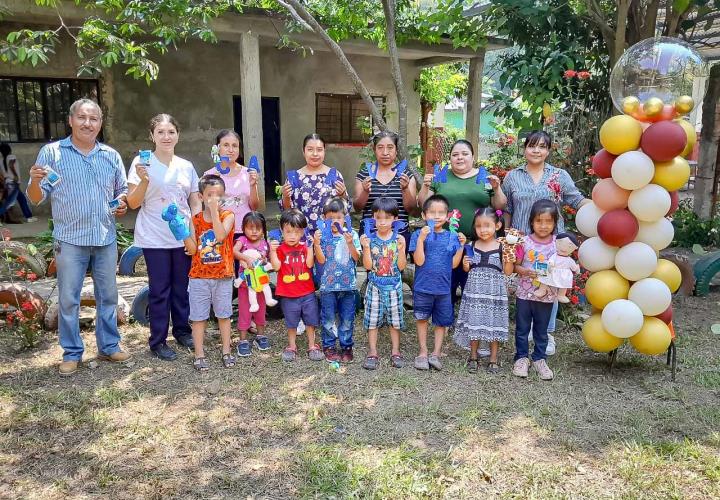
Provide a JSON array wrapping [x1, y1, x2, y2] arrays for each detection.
[[55, 241, 121, 361], [320, 291, 356, 349], [0, 181, 33, 218], [547, 300, 558, 333], [515, 298, 553, 362]]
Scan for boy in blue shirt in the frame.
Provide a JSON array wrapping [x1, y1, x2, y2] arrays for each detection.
[[410, 194, 466, 370]]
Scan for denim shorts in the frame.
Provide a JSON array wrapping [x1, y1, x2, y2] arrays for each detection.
[[188, 278, 233, 321], [280, 293, 319, 329], [413, 291, 454, 327]]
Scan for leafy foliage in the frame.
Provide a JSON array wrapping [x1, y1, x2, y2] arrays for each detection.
[[672, 200, 720, 249], [414, 63, 467, 107]]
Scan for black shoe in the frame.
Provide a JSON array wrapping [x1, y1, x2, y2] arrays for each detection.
[[151, 343, 178, 361], [175, 335, 195, 350]]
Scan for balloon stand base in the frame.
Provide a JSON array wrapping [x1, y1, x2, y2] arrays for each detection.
[[606, 340, 676, 381]]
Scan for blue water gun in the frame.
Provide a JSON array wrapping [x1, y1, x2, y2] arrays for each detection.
[[248, 155, 261, 174], [393, 159, 408, 177], [286, 170, 301, 189], [362, 218, 376, 238], [268, 229, 282, 243], [391, 220, 407, 240], [366, 162, 379, 180], [433, 163, 449, 183], [161, 203, 191, 241], [475, 166, 491, 189], [326, 167, 338, 187]]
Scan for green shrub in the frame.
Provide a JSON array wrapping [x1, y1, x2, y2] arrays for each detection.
[[672, 200, 720, 249]]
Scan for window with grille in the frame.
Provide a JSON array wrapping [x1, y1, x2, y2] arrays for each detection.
[[0, 77, 100, 142], [315, 93, 386, 143]]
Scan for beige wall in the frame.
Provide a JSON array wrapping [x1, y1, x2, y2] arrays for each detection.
[[1, 33, 423, 214]]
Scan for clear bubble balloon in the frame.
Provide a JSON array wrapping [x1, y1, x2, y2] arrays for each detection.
[[610, 37, 707, 120]]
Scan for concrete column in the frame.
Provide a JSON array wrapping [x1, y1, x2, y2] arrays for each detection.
[[465, 49, 486, 154], [240, 32, 265, 207]]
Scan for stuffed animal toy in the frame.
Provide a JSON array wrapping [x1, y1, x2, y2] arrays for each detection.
[[233, 248, 278, 312], [161, 202, 190, 241], [497, 227, 524, 264], [535, 232, 580, 303]]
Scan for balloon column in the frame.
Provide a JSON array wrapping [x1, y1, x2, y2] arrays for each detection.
[[579, 37, 706, 357]]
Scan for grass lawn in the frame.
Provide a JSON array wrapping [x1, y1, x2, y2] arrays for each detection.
[[1, 291, 719, 499]]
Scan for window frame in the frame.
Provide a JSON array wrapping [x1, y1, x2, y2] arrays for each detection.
[[0, 75, 101, 143], [315, 93, 386, 145]]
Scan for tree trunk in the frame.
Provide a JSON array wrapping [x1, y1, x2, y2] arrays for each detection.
[[281, 0, 387, 131], [693, 64, 720, 219], [611, 0, 631, 69], [420, 99, 432, 168], [381, 0, 408, 160]]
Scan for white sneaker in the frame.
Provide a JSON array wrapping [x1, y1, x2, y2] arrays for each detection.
[[26, 217, 38, 223], [546, 334, 556, 356], [296, 319, 305, 336]]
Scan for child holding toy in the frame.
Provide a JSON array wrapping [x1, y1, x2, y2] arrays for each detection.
[[269, 209, 324, 362], [182, 175, 236, 371], [312, 197, 361, 363], [233, 211, 277, 357], [409, 194, 466, 371]]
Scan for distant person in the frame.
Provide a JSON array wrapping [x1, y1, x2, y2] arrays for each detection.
[[0, 142, 37, 224]]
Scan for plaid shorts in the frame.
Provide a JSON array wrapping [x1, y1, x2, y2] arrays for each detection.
[[363, 281, 404, 330]]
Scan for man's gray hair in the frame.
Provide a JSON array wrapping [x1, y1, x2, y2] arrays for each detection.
[[69, 98, 103, 119]]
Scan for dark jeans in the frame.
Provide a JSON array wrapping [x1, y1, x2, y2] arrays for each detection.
[[515, 298, 553, 362], [143, 247, 192, 349], [320, 291, 356, 349], [450, 265, 468, 305], [0, 182, 33, 218]]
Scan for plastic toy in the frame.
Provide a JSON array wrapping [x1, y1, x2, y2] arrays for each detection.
[[367, 162, 379, 180], [433, 163, 449, 183], [318, 215, 353, 240], [267, 229, 283, 243], [287, 170, 301, 189], [161, 203, 190, 241], [447, 209, 462, 251], [362, 218, 405, 241], [326, 167, 338, 187], [139, 149, 151, 165], [234, 249, 278, 312], [426, 219, 436, 241], [498, 228, 524, 264], [475, 166, 491, 189], [248, 155, 261, 173], [393, 159, 408, 177]]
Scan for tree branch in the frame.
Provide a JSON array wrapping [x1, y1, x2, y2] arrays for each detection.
[[381, 0, 408, 159], [275, 0, 313, 32]]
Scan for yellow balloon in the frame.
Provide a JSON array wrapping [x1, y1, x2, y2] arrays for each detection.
[[674, 119, 697, 158], [674, 95, 694, 115], [650, 259, 682, 293], [599, 115, 643, 155], [622, 96, 640, 114], [585, 270, 630, 310], [643, 97, 664, 116], [652, 157, 691, 191], [582, 314, 624, 353], [629, 317, 672, 355]]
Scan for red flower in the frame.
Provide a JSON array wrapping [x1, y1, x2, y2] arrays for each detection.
[[563, 70, 577, 78], [27, 273, 38, 281], [21, 301, 34, 312], [577, 71, 591, 80], [15, 269, 26, 277], [570, 296, 579, 305]]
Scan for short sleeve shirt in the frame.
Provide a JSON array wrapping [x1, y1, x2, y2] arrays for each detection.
[[203, 166, 252, 234], [319, 230, 362, 292], [234, 236, 269, 275], [279, 169, 348, 231], [128, 153, 199, 249], [431, 170, 492, 235], [367, 235, 402, 289], [189, 210, 235, 279], [516, 235, 557, 303], [409, 229, 460, 295], [275, 242, 315, 297]]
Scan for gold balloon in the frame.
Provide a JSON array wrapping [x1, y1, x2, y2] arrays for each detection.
[[643, 97, 664, 116], [674, 95, 694, 115], [582, 314, 624, 353], [675, 118, 697, 158], [650, 259, 683, 293], [652, 157, 691, 192], [622, 96, 640, 114]]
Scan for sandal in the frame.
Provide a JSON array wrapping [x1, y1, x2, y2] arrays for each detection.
[[282, 347, 297, 362], [193, 357, 209, 372], [221, 353, 236, 368], [466, 358, 479, 373], [486, 361, 500, 374], [390, 353, 405, 369], [362, 355, 379, 370]]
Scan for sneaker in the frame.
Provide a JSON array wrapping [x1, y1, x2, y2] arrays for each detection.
[[282, 347, 297, 362], [26, 217, 38, 223], [512, 358, 530, 378], [323, 346, 341, 362], [391, 354, 404, 368], [236, 340, 252, 357], [308, 344, 325, 361], [254, 335, 271, 351], [175, 335, 194, 350], [546, 334, 556, 356], [414, 356, 430, 371], [341, 347, 354, 363], [151, 343, 178, 361], [533, 359, 554, 380], [97, 351, 131, 363], [59, 360, 79, 376], [428, 354, 443, 371]]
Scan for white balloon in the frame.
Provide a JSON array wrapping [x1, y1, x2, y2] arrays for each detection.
[[611, 151, 655, 190], [579, 237, 618, 272], [601, 299, 644, 338], [615, 241, 658, 281], [575, 202, 606, 238], [634, 218, 675, 251], [628, 184, 672, 222], [628, 278, 672, 316]]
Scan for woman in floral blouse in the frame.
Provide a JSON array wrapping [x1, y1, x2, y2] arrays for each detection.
[[280, 133, 349, 231]]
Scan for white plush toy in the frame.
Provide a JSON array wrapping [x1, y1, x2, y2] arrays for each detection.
[[233, 248, 278, 312]]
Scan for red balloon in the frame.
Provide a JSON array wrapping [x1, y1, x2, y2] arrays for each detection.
[[656, 305, 673, 324], [597, 209, 639, 247], [640, 121, 687, 161], [592, 149, 616, 179], [667, 191, 679, 216]]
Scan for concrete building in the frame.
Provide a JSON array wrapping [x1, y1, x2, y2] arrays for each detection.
[[1, 2, 505, 214]]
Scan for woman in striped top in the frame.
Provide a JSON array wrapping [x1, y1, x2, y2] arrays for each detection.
[[353, 131, 418, 246]]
